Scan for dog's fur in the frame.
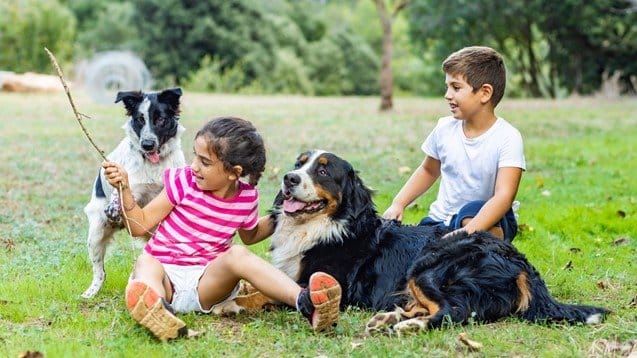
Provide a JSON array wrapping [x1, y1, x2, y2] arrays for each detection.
[[225, 150, 609, 332], [81, 88, 186, 299]]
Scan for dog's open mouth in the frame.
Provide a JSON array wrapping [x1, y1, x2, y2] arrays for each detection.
[[283, 197, 327, 215], [144, 151, 160, 164]]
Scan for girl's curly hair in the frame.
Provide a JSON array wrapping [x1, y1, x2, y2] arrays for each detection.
[[195, 117, 266, 186]]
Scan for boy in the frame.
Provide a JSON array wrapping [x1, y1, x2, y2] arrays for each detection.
[[383, 46, 525, 242]]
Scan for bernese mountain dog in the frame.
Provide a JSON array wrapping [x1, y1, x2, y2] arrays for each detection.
[[227, 150, 609, 333]]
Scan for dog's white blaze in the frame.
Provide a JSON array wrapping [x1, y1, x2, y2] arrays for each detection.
[[281, 150, 326, 202], [138, 98, 158, 146]]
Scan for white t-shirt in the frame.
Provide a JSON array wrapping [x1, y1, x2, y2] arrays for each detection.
[[421, 116, 526, 225]]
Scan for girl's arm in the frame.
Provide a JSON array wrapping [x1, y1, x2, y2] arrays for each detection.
[[237, 215, 274, 245], [119, 187, 174, 236], [102, 161, 173, 236]]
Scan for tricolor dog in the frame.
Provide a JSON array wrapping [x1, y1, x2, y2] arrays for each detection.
[[223, 150, 609, 333], [81, 88, 186, 299]]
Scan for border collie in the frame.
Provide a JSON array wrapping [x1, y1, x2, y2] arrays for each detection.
[[222, 150, 609, 333], [81, 87, 186, 299]]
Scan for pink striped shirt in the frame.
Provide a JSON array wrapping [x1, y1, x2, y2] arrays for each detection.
[[144, 166, 259, 265]]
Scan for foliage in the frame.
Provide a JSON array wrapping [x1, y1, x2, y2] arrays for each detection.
[[182, 56, 248, 94], [408, 0, 637, 97], [330, 30, 380, 95], [305, 38, 347, 95], [0, 0, 76, 73], [73, 2, 139, 57], [172, 0, 380, 96], [3, 0, 633, 97], [270, 49, 315, 95], [538, 0, 637, 95]]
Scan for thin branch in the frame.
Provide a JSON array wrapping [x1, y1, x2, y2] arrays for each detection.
[[44, 47, 107, 161], [44, 47, 136, 236]]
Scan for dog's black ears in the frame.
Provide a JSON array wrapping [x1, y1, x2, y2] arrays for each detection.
[[273, 190, 285, 208], [115, 90, 144, 114], [158, 87, 182, 108], [343, 165, 376, 219]]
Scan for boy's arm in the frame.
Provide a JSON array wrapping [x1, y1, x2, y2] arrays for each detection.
[[238, 215, 275, 245], [462, 166, 522, 234], [383, 156, 441, 221]]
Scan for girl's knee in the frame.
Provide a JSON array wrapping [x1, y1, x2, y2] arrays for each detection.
[[226, 245, 252, 260], [131, 253, 162, 276]]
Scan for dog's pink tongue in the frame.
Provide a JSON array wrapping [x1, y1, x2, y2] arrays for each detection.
[[283, 199, 306, 213], [147, 152, 160, 163]]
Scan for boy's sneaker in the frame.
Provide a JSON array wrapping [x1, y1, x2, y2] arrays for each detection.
[[296, 272, 342, 332], [126, 280, 188, 341]]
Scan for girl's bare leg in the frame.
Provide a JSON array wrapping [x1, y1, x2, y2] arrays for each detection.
[[130, 253, 173, 301], [197, 245, 300, 309]]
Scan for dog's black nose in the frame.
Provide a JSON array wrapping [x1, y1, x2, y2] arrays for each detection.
[[283, 173, 301, 188], [141, 139, 156, 151]]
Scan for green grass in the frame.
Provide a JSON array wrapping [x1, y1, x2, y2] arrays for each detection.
[[0, 92, 635, 357]]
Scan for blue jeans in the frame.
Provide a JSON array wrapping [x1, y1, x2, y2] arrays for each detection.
[[418, 200, 518, 242]]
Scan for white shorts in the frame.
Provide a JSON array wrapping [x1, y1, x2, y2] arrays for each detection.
[[161, 263, 239, 314]]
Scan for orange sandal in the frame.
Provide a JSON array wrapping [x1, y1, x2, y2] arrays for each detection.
[[297, 272, 342, 332], [126, 280, 188, 341]]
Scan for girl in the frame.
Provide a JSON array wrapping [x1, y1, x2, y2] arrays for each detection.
[[102, 117, 341, 341]]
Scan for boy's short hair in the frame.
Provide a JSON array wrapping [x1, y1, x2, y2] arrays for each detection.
[[442, 46, 506, 107]]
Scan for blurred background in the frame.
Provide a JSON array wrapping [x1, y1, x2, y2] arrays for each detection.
[[1, 0, 636, 105]]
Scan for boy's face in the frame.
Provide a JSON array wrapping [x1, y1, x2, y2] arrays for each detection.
[[444, 73, 489, 121]]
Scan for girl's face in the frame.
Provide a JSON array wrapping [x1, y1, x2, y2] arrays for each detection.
[[190, 135, 238, 197], [443, 73, 486, 121]]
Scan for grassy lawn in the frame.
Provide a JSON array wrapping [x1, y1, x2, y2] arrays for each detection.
[[0, 92, 635, 357]]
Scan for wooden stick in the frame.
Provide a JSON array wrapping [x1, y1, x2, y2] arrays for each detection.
[[44, 47, 107, 161], [44, 47, 134, 235]]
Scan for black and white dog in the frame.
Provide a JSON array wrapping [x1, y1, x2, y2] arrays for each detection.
[[81, 88, 186, 299]]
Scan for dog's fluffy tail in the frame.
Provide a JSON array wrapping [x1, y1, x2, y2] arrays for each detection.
[[522, 273, 610, 324]]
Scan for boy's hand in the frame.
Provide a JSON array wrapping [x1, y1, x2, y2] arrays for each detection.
[[382, 204, 404, 221], [102, 161, 130, 189], [441, 227, 467, 239]]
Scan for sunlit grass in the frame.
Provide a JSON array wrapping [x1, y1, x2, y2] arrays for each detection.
[[0, 92, 635, 357]]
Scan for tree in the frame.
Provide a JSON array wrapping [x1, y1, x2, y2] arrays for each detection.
[[408, 0, 637, 97], [0, 0, 76, 73], [372, 0, 411, 111]]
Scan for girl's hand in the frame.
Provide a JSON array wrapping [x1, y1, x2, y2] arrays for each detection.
[[102, 161, 130, 189]]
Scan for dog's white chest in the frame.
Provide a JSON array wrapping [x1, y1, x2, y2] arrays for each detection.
[[270, 214, 345, 280]]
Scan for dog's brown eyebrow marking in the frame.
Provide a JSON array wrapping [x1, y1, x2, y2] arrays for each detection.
[[299, 154, 309, 164], [318, 156, 329, 165]]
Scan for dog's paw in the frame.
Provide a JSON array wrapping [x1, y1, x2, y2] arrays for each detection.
[[104, 199, 122, 223], [365, 309, 403, 336], [393, 316, 429, 335], [211, 300, 245, 316]]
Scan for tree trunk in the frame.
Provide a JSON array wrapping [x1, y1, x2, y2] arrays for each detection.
[[377, 1, 393, 111], [373, 0, 410, 111]]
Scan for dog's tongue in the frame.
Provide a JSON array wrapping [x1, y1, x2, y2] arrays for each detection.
[[283, 198, 306, 213], [146, 151, 160, 164]]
